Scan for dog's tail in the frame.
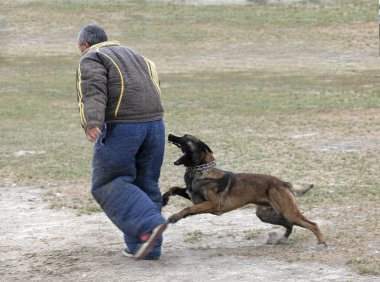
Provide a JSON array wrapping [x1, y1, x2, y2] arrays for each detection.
[[286, 183, 314, 197]]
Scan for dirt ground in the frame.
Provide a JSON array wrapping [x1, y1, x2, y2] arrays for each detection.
[[0, 186, 377, 282]]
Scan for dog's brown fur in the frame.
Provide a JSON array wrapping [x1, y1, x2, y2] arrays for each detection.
[[163, 134, 326, 245]]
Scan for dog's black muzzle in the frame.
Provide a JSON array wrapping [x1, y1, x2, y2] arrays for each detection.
[[168, 134, 188, 165], [168, 134, 185, 148]]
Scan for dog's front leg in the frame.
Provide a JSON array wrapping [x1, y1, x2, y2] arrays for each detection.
[[162, 186, 190, 207], [168, 201, 217, 223]]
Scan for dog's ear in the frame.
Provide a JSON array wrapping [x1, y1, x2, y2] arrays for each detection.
[[199, 140, 213, 154]]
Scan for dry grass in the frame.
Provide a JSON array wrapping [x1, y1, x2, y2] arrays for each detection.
[[43, 184, 102, 215]]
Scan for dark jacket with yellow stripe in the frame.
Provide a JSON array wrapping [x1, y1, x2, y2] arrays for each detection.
[[76, 41, 164, 131]]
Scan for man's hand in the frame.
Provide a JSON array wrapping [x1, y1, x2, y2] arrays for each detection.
[[85, 127, 101, 142]]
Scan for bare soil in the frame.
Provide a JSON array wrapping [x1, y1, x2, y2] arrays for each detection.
[[0, 186, 377, 281]]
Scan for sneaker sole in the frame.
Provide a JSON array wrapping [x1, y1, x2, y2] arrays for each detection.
[[122, 248, 134, 258], [134, 223, 167, 260]]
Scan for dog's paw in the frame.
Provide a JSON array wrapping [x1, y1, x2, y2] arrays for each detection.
[[168, 213, 181, 224], [162, 192, 170, 207], [312, 243, 328, 251]]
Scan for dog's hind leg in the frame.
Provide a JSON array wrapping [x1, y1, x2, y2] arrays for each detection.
[[268, 187, 326, 245], [256, 205, 293, 238]]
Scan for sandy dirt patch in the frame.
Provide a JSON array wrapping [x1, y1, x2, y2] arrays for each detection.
[[0, 186, 376, 281]]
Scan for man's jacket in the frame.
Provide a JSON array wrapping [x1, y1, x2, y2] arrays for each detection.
[[76, 41, 164, 131]]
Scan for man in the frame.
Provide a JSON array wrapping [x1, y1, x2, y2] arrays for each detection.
[[76, 24, 167, 260]]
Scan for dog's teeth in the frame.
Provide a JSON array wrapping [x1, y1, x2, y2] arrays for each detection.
[[168, 140, 182, 147]]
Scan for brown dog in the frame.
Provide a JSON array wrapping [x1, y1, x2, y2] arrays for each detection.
[[162, 134, 326, 246]]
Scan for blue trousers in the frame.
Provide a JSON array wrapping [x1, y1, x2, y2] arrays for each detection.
[[91, 120, 166, 259]]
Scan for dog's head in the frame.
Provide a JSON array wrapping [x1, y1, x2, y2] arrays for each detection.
[[168, 134, 214, 167]]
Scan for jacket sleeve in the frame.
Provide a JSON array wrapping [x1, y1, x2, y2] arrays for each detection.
[[76, 55, 108, 131]]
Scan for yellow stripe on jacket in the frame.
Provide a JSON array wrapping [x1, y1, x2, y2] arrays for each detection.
[[96, 49, 125, 117], [143, 57, 161, 96], [77, 63, 87, 127]]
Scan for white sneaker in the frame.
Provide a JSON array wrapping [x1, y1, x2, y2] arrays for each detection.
[[122, 247, 133, 258]]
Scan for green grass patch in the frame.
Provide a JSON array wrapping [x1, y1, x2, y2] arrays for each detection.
[[1, 58, 379, 203]]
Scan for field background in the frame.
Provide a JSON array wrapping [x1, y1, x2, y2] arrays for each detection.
[[0, 0, 379, 278]]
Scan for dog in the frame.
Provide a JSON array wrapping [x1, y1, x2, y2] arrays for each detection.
[[162, 134, 326, 246]]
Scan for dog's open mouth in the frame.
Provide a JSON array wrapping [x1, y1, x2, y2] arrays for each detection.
[[168, 134, 187, 165], [168, 139, 183, 148], [168, 134, 185, 148]]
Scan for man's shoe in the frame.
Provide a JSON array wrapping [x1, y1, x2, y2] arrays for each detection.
[[122, 247, 133, 258], [134, 223, 167, 260]]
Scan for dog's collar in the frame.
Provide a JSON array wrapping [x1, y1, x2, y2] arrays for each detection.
[[186, 161, 216, 172]]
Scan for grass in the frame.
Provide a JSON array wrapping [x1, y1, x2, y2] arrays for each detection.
[[184, 230, 204, 243], [347, 258, 379, 276], [244, 229, 261, 240], [43, 185, 102, 215], [0, 0, 379, 276]]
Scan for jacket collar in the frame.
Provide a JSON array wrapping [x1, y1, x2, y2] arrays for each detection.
[[81, 41, 120, 56]]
